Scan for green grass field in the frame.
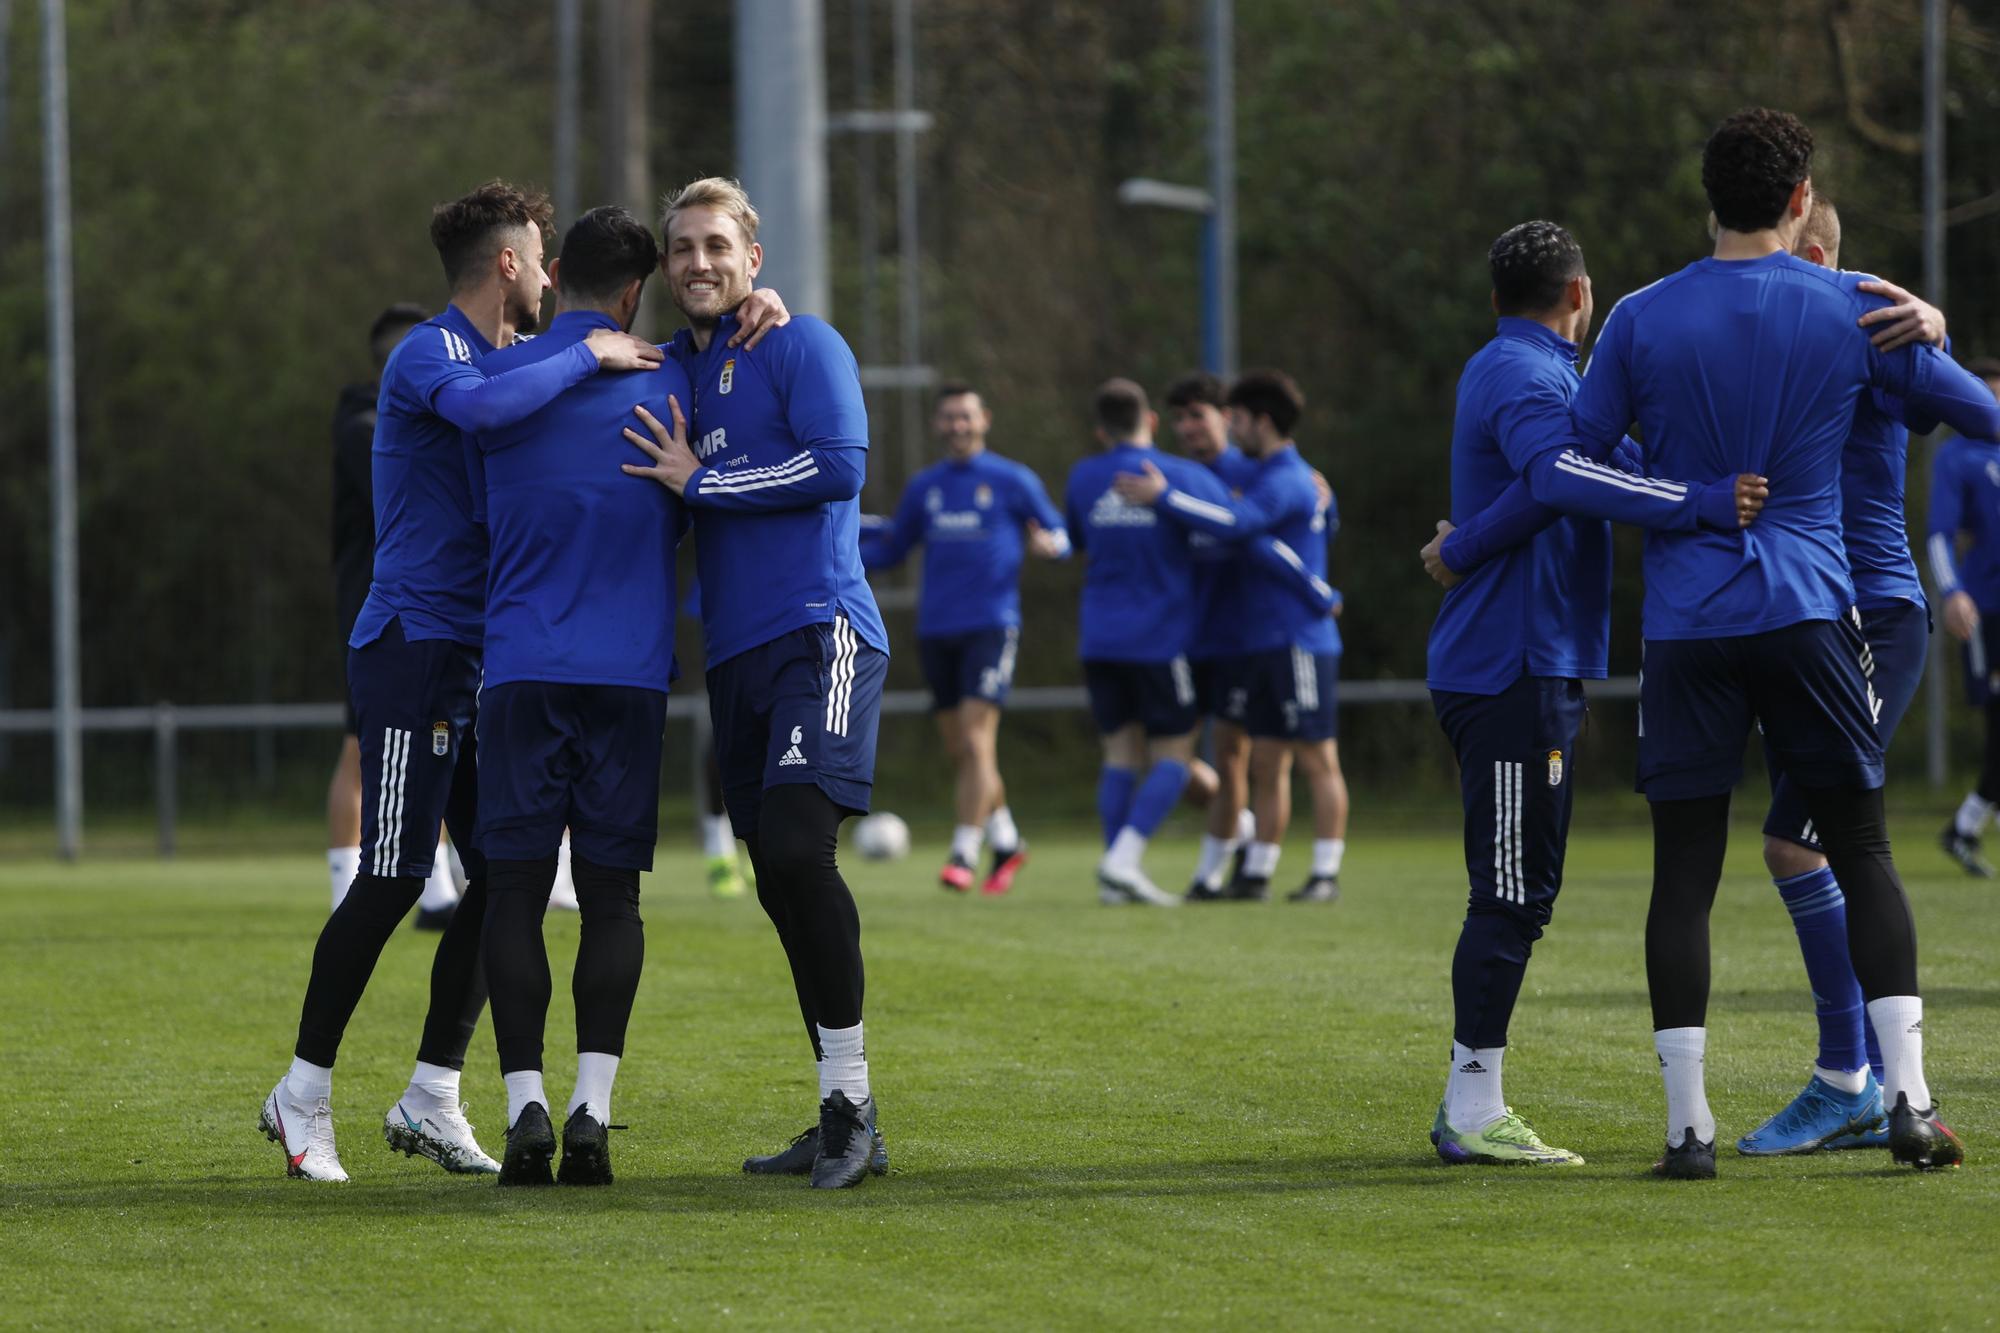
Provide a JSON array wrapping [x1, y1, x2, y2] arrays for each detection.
[[2, 819, 1996, 1329]]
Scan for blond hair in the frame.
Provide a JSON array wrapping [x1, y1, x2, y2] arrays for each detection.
[[659, 176, 761, 245], [1793, 195, 1840, 262]]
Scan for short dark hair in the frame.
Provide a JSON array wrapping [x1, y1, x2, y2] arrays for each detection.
[[1164, 372, 1227, 410], [1702, 108, 1814, 233], [429, 180, 554, 289], [368, 302, 427, 362], [1489, 221, 1585, 317], [556, 205, 659, 305], [1967, 356, 2000, 381], [1093, 378, 1149, 436], [934, 380, 980, 407], [1225, 370, 1305, 436]]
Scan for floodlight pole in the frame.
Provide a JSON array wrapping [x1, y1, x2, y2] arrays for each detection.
[[1922, 0, 1947, 789], [735, 0, 829, 317], [42, 0, 81, 858], [1204, 0, 1236, 379], [553, 0, 580, 231]]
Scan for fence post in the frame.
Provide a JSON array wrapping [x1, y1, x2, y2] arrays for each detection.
[[154, 701, 177, 858]]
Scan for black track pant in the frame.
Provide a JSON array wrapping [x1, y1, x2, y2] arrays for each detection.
[[744, 783, 865, 1059], [1647, 786, 1919, 1031], [293, 872, 490, 1069], [482, 854, 645, 1074], [1979, 699, 2000, 805]]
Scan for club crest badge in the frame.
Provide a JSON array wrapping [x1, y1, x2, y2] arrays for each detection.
[[432, 722, 450, 756], [1547, 749, 1563, 786], [975, 484, 993, 509], [719, 358, 735, 395]]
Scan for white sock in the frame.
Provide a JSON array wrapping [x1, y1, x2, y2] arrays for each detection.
[[407, 1060, 461, 1105], [816, 1023, 870, 1103], [1193, 834, 1234, 889], [567, 1051, 620, 1125], [1235, 807, 1256, 843], [1954, 793, 1994, 839], [702, 812, 734, 859], [504, 1070, 548, 1128], [417, 842, 458, 911], [1312, 838, 1345, 878], [1867, 996, 1932, 1111], [1654, 1027, 1715, 1147], [548, 832, 579, 911], [986, 805, 1020, 852], [286, 1057, 332, 1103], [328, 846, 360, 911], [1444, 1042, 1505, 1133], [1813, 1063, 1868, 1095], [1103, 827, 1148, 875], [950, 824, 984, 864], [1243, 840, 1281, 879]]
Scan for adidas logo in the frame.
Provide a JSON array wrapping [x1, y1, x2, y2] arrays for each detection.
[[1908, 1020, 1923, 1034], [1457, 1060, 1486, 1074], [778, 744, 809, 768]]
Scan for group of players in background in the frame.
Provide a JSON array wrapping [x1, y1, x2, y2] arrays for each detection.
[[271, 103, 1994, 1191]]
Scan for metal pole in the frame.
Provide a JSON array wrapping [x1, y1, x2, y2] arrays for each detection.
[[154, 703, 177, 859], [42, 0, 81, 859], [1923, 0, 1948, 790], [854, 0, 880, 368], [893, 0, 921, 481], [553, 0, 580, 232], [1204, 0, 1237, 379], [735, 0, 829, 315]]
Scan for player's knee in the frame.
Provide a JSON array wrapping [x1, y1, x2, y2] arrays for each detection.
[[488, 855, 558, 897], [757, 786, 843, 883], [570, 856, 641, 923], [1762, 834, 1824, 880]]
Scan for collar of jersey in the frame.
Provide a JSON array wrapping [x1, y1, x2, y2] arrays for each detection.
[[545, 309, 622, 340], [439, 302, 496, 356], [1494, 316, 1576, 362]]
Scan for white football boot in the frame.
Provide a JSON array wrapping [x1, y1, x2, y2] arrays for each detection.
[[260, 1078, 349, 1182], [383, 1095, 501, 1174]]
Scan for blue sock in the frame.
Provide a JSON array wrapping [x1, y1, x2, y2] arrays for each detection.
[[1122, 760, 1190, 839], [1774, 867, 1868, 1076], [1097, 767, 1136, 847]]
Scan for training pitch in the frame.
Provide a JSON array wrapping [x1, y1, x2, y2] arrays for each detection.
[[1, 821, 1995, 1328]]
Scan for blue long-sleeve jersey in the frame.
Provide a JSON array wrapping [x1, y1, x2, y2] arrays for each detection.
[[1842, 383, 1929, 613], [665, 313, 888, 668], [1427, 319, 1614, 694], [352, 303, 606, 649], [859, 450, 1068, 637], [1188, 446, 1259, 661], [1151, 445, 1342, 656], [473, 310, 690, 691], [1928, 431, 2000, 611], [1514, 254, 2000, 639]]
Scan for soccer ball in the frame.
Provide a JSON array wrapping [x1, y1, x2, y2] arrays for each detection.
[[853, 812, 911, 861]]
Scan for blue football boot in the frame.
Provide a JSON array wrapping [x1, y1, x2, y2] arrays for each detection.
[[1736, 1070, 1885, 1156]]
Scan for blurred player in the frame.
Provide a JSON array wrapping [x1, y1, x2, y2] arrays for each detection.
[[260, 180, 667, 1182], [860, 382, 1069, 894], [622, 177, 891, 1189], [470, 206, 689, 1187], [1929, 357, 2000, 875], [1740, 199, 1955, 1156], [1118, 372, 1350, 903]]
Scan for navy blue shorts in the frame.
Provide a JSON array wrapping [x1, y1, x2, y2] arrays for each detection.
[[1765, 599, 1929, 848], [1433, 676, 1586, 927], [707, 616, 887, 842], [1191, 654, 1248, 722], [1235, 646, 1340, 741], [1083, 657, 1198, 738], [1638, 613, 1885, 802], [347, 615, 484, 880], [1962, 609, 2000, 706], [475, 681, 668, 871], [918, 626, 1018, 711]]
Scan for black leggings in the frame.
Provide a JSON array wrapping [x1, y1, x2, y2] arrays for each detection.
[[293, 872, 489, 1070], [1979, 699, 2000, 805], [745, 784, 865, 1057], [482, 853, 645, 1073], [1647, 787, 1918, 1030]]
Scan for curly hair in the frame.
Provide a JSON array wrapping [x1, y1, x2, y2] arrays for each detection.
[[1164, 372, 1227, 410], [1488, 221, 1585, 317], [1226, 370, 1305, 437], [1702, 108, 1814, 233], [429, 180, 554, 289]]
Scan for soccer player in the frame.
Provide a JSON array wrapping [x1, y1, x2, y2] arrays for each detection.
[[621, 177, 891, 1189], [469, 205, 689, 1187], [1165, 373, 1262, 899], [1439, 111, 1995, 1176], [860, 381, 1069, 895], [1117, 372, 1350, 903], [1929, 358, 2000, 875], [260, 180, 669, 1181], [1740, 198, 1957, 1156]]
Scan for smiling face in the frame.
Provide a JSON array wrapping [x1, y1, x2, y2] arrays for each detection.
[[1169, 401, 1229, 463], [664, 205, 762, 325], [933, 391, 989, 461]]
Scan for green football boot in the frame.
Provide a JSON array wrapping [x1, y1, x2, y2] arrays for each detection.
[[1431, 1102, 1585, 1165]]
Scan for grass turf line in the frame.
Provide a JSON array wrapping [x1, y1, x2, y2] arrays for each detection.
[[0, 827, 1994, 1328]]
